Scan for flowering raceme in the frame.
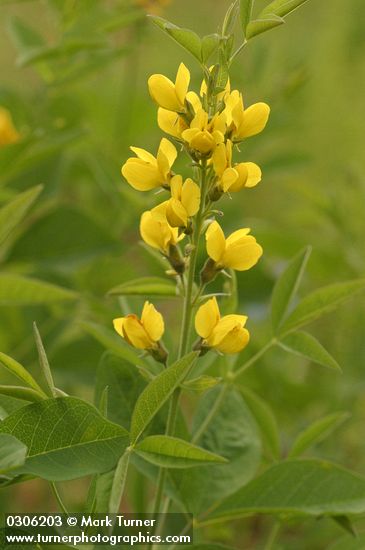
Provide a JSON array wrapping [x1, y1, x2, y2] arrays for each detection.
[[0, 107, 20, 147], [121, 138, 177, 191], [119, 61, 269, 358], [195, 297, 249, 354]]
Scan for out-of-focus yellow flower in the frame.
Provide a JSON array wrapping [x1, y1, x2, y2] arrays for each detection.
[[152, 175, 200, 228], [148, 63, 190, 112], [121, 138, 177, 191], [182, 108, 226, 155], [195, 296, 249, 354], [0, 107, 20, 147], [114, 301, 164, 350], [206, 220, 263, 271], [224, 90, 270, 141], [140, 210, 183, 253], [212, 140, 261, 193]]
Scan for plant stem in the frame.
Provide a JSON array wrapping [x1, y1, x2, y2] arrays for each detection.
[[178, 160, 208, 358], [148, 161, 209, 549], [191, 383, 229, 444], [232, 338, 276, 380], [264, 521, 281, 550], [50, 482, 69, 515]]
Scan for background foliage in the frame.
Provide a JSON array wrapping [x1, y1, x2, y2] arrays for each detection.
[[0, 0, 364, 548]]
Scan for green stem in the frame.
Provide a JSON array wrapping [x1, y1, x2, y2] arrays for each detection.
[[178, 160, 208, 358], [148, 162, 209, 550], [232, 338, 276, 380], [191, 383, 229, 444], [264, 521, 281, 550], [50, 482, 68, 515]]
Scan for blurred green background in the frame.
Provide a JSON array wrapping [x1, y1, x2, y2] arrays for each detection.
[[0, 0, 364, 548]]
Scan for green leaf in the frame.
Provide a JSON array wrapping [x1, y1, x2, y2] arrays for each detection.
[[332, 515, 357, 537], [0, 397, 129, 481], [261, 0, 311, 18], [280, 279, 365, 334], [81, 322, 151, 371], [210, 459, 365, 522], [240, 0, 254, 35], [149, 16, 202, 61], [130, 352, 198, 443], [107, 277, 177, 297], [201, 34, 220, 63], [0, 351, 46, 395], [171, 386, 261, 514], [0, 274, 77, 306], [0, 185, 42, 247], [271, 246, 312, 332], [0, 434, 27, 474], [7, 16, 45, 55], [246, 13, 285, 39], [95, 352, 146, 430], [135, 435, 228, 468], [288, 412, 350, 458], [0, 385, 44, 403], [33, 322, 56, 397], [109, 450, 131, 514], [240, 387, 280, 460], [181, 375, 221, 394], [279, 331, 341, 371]]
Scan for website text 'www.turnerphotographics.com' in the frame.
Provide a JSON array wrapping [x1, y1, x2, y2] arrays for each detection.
[[2, 513, 193, 546]]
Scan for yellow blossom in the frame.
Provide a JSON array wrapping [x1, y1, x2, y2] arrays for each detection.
[[140, 210, 183, 253], [121, 138, 177, 191], [148, 63, 190, 112], [113, 301, 164, 350], [151, 175, 200, 228], [182, 108, 226, 155], [0, 107, 20, 147], [195, 297, 249, 354], [157, 91, 202, 140], [206, 220, 263, 271], [212, 140, 261, 192], [224, 90, 270, 141]]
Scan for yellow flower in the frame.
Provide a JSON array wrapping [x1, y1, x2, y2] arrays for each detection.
[[113, 301, 164, 350], [182, 108, 226, 155], [140, 210, 183, 253], [158, 109, 188, 140], [148, 63, 190, 112], [195, 297, 249, 354], [212, 140, 261, 193], [0, 107, 20, 147], [152, 175, 200, 228], [121, 138, 177, 191], [206, 220, 263, 271], [157, 92, 202, 140], [224, 90, 270, 141]]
